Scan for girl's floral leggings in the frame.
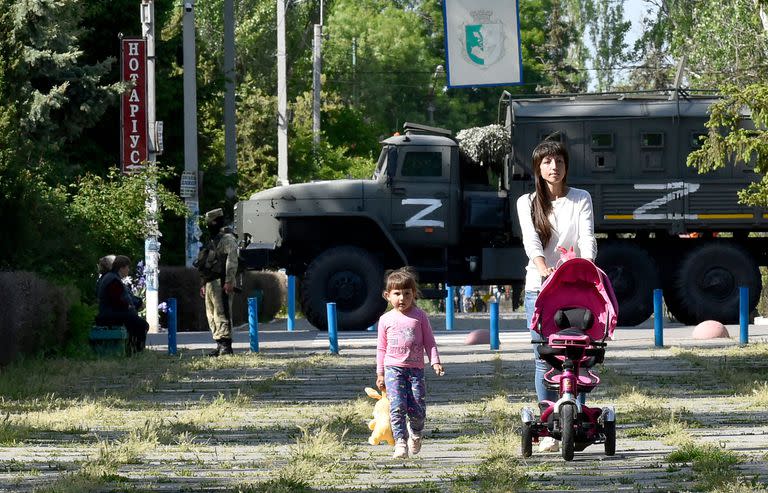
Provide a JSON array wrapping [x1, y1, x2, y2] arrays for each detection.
[[384, 366, 426, 441]]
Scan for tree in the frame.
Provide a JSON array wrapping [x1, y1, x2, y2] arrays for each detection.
[[537, 0, 588, 94], [625, 1, 673, 91], [585, 0, 631, 92]]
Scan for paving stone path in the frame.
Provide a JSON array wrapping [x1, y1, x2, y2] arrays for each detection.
[[0, 313, 766, 492]]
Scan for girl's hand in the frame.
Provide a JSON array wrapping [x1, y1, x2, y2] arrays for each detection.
[[376, 374, 385, 391], [432, 363, 445, 376]]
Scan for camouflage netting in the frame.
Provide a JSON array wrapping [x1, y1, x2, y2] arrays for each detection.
[[456, 124, 511, 172]]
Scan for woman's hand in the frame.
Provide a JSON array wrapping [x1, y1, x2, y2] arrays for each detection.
[[376, 374, 385, 391], [432, 363, 445, 376], [537, 265, 555, 278], [533, 256, 554, 278]]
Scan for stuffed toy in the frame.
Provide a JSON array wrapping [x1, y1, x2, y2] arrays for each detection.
[[365, 387, 395, 446]]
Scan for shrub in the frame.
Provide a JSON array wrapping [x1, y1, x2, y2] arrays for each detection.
[[63, 302, 98, 358], [0, 272, 77, 365], [232, 270, 287, 325], [157, 268, 286, 330], [158, 267, 208, 331]]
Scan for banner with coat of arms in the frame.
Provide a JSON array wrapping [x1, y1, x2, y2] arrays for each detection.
[[442, 0, 523, 87]]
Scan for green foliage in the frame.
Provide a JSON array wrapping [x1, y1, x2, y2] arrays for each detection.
[[5, 0, 123, 172], [585, 0, 631, 92], [687, 84, 768, 206], [667, 441, 741, 490], [667, 0, 768, 88], [288, 89, 378, 183], [69, 166, 188, 262], [63, 303, 98, 359]]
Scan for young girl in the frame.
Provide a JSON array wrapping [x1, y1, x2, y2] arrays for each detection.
[[516, 139, 596, 451], [375, 267, 444, 459]]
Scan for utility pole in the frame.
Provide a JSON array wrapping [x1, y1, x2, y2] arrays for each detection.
[[427, 64, 444, 125], [312, 0, 323, 147], [352, 37, 357, 108], [277, 0, 288, 185], [140, 0, 160, 333], [224, 0, 237, 198], [182, 1, 200, 268]]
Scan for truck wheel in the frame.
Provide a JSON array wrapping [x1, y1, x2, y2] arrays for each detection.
[[673, 243, 761, 325], [300, 246, 387, 331], [596, 242, 659, 326], [662, 266, 696, 325]]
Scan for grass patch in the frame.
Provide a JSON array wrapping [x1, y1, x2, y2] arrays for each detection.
[[672, 344, 768, 404], [667, 441, 741, 491], [254, 424, 359, 488], [451, 428, 528, 492]]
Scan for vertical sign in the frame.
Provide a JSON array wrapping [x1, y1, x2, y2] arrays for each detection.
[[121, 37, 148, 173], [443, 0, 523, 88]]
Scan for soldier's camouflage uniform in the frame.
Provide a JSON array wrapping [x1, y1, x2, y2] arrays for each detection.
[[204, 230, 239, 341]]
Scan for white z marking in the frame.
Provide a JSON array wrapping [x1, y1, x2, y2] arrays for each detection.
[[402, 198, 445, 228], [633, 182, 700, 220]]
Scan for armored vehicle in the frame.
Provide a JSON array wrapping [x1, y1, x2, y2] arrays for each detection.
[[235, 92, 765, 330]]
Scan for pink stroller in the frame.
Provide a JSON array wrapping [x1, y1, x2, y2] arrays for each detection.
[[520, 254, 619, 461]]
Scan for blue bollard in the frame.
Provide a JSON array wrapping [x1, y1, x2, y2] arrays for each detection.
[[248, 297, 259, 353], [287, 275, 296, 332], [446, 285, 455, 331], [167, 298, 177, 355], [653, 288, 664, 347], [490, 301, 500, 350], [740, 286, 749, 345], [327, 302, 339, 354]]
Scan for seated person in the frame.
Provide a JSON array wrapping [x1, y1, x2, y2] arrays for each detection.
[[95, 255, 149, 354]]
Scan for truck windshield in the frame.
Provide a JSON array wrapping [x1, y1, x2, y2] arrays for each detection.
[[373, 146, 389, 180]]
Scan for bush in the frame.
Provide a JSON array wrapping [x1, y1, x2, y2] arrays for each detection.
[[232, 270, 287, 325], [157, 268, 286, 330], [158, 266, 208, 331], [0, 272, 78, 365], [63, 302, 98, 358]]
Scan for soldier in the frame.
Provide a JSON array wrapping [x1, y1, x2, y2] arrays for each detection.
[[196, 208, 239, 356]]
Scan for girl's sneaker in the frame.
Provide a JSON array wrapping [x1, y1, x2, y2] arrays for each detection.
[[408, 434, 423, 455], [538, 436, 559, 452], [392, 439, 409, 459]]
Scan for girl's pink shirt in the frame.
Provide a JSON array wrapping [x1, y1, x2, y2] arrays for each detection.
[[376, 305, 441, 374]]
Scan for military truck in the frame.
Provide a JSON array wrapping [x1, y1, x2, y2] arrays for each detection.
[[235, 92, 765, 330]]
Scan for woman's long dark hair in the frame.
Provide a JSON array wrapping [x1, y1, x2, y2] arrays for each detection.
[[531, 139, 569, 248]]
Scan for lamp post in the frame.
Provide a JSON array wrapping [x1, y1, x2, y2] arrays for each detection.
[[427, 64, 444, 124]]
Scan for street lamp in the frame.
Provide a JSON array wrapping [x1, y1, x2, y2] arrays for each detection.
[[427, 64, 444, 124]]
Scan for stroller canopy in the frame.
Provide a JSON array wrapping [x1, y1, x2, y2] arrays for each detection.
[[531, 257, 619, 342]]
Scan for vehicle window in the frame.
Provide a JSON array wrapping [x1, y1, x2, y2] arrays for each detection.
[[641, 132, 664, 149], [690, 132, 706, 149], [373, 147, 388, 179], [401, 151, 443, 177], [538, 130, 565, 143], [590, 132, 613, 149]]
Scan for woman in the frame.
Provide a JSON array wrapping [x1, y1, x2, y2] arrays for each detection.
[[95, 255, 149, 354], [516, 139, 596, 448]]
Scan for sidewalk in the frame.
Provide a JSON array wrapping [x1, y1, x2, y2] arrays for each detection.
[[147, 312, 768, 353]]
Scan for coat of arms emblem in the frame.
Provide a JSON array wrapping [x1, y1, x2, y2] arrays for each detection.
[[461, 9, 505, 68]]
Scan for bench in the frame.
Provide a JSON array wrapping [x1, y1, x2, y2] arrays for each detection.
[[89, 326, 128, 357]]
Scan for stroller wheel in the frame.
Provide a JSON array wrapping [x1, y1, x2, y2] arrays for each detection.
[[604, 419, 616, 456], [521, 423, 533, 458], [560, 404, 576, 461]]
